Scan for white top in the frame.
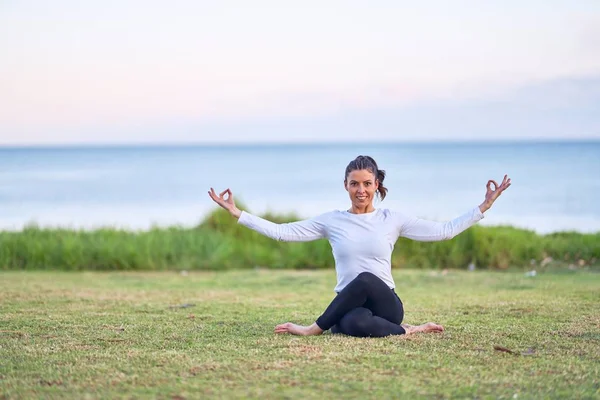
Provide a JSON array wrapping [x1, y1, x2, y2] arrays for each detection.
[[238, 206, 484, 293]]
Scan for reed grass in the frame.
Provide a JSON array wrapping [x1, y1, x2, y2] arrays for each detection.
[[1, 207, 598, 271]]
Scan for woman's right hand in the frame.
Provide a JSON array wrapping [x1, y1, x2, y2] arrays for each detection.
[[208, 188, 242, 218]]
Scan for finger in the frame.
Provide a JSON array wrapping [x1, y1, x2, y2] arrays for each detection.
[[486, 181, 496, 193], [219, 188, 230, 198], [490, 180, 499, 190], [211, 192, 224, 202], [501, 179, 512, 189], [497, 186, 508, 194], [501, 174, 508, 185], [210, 188, 223, 200], [209, 188, 228, 207]]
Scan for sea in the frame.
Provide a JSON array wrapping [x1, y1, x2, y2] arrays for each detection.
[[1, 141, 598, 234]]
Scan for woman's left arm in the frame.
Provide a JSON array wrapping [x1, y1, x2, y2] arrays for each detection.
[[397, 175, 511, 242]]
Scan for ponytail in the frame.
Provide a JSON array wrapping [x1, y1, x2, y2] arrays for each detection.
[[375, 168, 388, 200]]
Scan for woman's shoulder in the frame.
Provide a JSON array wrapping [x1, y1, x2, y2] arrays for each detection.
[[377, 208, 405, 219]]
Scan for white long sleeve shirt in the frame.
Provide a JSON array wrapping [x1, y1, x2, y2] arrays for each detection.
[[238, 206, 484, 293]]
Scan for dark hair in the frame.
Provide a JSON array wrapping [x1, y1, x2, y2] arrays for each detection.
[[344, 155, 388, 201]]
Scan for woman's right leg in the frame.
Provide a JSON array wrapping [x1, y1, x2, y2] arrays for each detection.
[[274, 271, 443, 337], [315, 272, 405, 335]]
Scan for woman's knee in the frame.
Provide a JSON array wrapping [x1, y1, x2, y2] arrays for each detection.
[[354, 271, 380, 286], [340, 309, 372, 337], [348, 320, 372, 336]]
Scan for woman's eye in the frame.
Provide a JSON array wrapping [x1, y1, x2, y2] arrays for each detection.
[[365, 182, 371, 186]]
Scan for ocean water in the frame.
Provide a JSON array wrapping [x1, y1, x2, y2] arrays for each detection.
[[0, 142, 598, 234]]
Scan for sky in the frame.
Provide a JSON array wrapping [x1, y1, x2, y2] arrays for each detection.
[[1, 0, 599, 145]]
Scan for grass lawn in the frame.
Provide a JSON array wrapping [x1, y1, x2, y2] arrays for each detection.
[[1, 269, 598, 399]]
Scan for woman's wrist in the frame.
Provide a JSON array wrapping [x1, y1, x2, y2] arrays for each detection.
[[230, 207, 242, 219], [479, 201, 492, 213]]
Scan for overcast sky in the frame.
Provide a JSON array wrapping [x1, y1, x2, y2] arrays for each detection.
[[1, 0, 599, 145]]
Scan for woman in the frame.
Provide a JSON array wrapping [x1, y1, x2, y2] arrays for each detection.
[[208, 155, 511, 337]]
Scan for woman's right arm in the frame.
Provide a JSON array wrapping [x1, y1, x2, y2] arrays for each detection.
[[208, 188, 327, 242], [237, 211, 326, 242]]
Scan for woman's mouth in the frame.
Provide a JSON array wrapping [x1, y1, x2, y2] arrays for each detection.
[[356, 195, 367, 201]]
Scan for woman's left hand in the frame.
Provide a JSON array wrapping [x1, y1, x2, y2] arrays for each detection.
[[480, 174, 511, 212]]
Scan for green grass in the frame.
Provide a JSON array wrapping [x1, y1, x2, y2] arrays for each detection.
[[2, 207, 599, 271], [1, 270, 598, 399]]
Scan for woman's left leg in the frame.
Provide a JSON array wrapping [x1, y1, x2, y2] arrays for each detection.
[[335, 306, 405, 337], [274, 272, 403, 336], [315, 272, 404, 332], [274, 272, 443, 336]]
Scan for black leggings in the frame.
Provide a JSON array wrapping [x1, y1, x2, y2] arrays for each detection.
[[315, 272, 406, 337]]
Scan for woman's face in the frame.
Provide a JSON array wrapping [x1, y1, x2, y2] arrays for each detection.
[[345, 169, 379, 207]]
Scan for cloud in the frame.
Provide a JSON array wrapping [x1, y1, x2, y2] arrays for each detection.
[[22, 73, 593, 145], [164, 74, 600, 142], [1, 2, 600, 144]]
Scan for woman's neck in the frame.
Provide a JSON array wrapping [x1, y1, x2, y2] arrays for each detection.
[[348, 204, 376, 214]]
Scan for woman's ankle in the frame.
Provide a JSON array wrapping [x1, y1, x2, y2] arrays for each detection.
[[307, 323, 324, 335]]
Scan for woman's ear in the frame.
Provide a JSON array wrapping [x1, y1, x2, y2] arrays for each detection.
[[343, 180, 348, 192]]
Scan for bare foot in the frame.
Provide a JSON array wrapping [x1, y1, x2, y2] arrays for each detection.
[[274, 322, 324, 336], [402, 322, 444, 335]]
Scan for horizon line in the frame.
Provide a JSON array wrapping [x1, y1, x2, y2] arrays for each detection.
[[1, 137, 600, 150]]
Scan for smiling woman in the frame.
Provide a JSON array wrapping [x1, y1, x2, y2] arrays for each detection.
[[208, 155, 511, 338], [344, 155, 387, 213]]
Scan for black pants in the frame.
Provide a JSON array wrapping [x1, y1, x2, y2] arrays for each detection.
[[315, 272, 406, 337]]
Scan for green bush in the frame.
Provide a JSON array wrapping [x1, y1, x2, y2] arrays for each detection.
[[1, 207, 598, 271]]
